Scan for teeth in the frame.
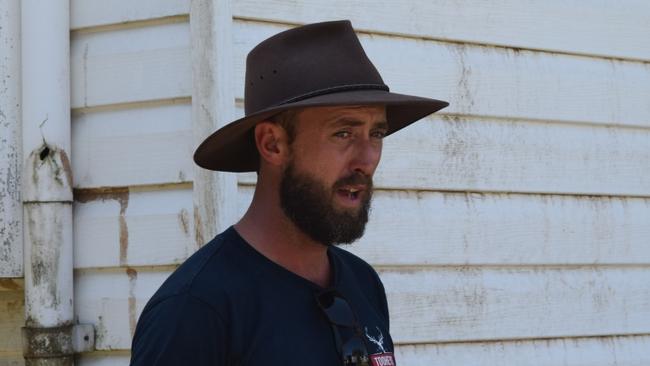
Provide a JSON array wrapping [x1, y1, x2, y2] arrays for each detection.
[[339, 187, 361, 199]]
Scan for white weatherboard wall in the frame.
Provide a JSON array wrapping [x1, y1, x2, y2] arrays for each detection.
[[69, 1, 193, 365], [63, 1, 650, 366], [1, 1, 25, 365]]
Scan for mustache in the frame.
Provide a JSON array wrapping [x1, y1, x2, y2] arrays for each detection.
[[333, 172, 373, 190]]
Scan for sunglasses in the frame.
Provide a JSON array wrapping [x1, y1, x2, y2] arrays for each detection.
[[315, 289, 370, 366]]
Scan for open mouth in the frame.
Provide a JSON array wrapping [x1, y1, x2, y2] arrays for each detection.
[[336, 186, 364, 201]]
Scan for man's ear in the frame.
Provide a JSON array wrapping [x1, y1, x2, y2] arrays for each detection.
[[254, 121, 290, 167]]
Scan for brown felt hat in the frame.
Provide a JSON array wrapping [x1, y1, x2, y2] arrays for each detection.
[[194, 20, 449, 172]]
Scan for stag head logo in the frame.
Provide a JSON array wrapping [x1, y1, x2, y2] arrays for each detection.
[[364, 326, 386, 353]]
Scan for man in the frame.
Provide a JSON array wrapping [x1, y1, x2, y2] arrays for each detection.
[[130, 20, 447, 365]]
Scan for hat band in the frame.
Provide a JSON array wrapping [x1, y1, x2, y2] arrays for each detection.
[[277, 83, 389, 106]]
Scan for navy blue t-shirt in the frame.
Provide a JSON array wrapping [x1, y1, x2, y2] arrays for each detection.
[[130, 227, 394, 365]]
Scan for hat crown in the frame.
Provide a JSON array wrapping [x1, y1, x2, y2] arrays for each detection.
[[244, 20, 385, 115]]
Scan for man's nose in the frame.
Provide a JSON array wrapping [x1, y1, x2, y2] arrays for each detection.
[[350, 138, 382, 176]]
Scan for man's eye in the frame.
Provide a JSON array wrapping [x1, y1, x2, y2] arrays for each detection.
[[334, 131, 352, 138], [371, 130, 388, 139]]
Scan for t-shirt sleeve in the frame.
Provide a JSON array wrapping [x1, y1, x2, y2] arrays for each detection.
[[130, 292, 228, 366], [373, 268, 391, 330]]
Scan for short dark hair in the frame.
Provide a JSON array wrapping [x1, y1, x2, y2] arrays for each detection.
[[268, 109, 298, 145], [255, 109, 299, 174]]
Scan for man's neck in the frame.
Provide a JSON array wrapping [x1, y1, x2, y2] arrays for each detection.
[[234, 195, 332, 288]]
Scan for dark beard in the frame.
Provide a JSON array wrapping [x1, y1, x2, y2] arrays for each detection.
[[279, 161, 373, 246]]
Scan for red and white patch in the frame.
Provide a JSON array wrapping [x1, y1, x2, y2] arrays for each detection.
[[370, 352, 396, 366]]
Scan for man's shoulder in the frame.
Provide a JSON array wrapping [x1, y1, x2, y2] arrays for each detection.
[[142, 227, 253, 314], [330, 245, 374, 269], [329, 245, 382, 284]]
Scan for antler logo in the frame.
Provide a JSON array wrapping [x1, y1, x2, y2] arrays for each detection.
[[364, 326, 386, 353]]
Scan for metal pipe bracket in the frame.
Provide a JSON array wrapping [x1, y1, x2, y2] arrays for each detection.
[[22, 323, 95, 360]]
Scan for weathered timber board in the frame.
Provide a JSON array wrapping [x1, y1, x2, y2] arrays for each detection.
[[74, 267, 650, 348], [233, 20, 650, 128]]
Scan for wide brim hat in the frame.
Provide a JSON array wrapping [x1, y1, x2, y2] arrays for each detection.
[[194, 20, 449, 172]]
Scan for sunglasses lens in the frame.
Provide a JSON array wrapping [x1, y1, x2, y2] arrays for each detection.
[[316, 290, 370, 365], [342, 336, 370, 365], [317, 291, 357, 327]]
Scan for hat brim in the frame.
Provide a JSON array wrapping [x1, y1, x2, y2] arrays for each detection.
[[193, 89, 449, 172]]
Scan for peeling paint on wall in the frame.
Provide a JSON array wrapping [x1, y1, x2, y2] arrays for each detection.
[[24, 206, 62, 316], [126, 267, 138, 338], [0, 0, 22, 276], [0, 278, 22, 291], [178, 208, 190, 235], [193, 205, 205, 248], [452, 44, 475, 113], [95, 315, 107, 347], [75, 188, 130, 265]]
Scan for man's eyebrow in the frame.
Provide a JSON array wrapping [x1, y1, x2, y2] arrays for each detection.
[[373, 120, 390, 130]]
